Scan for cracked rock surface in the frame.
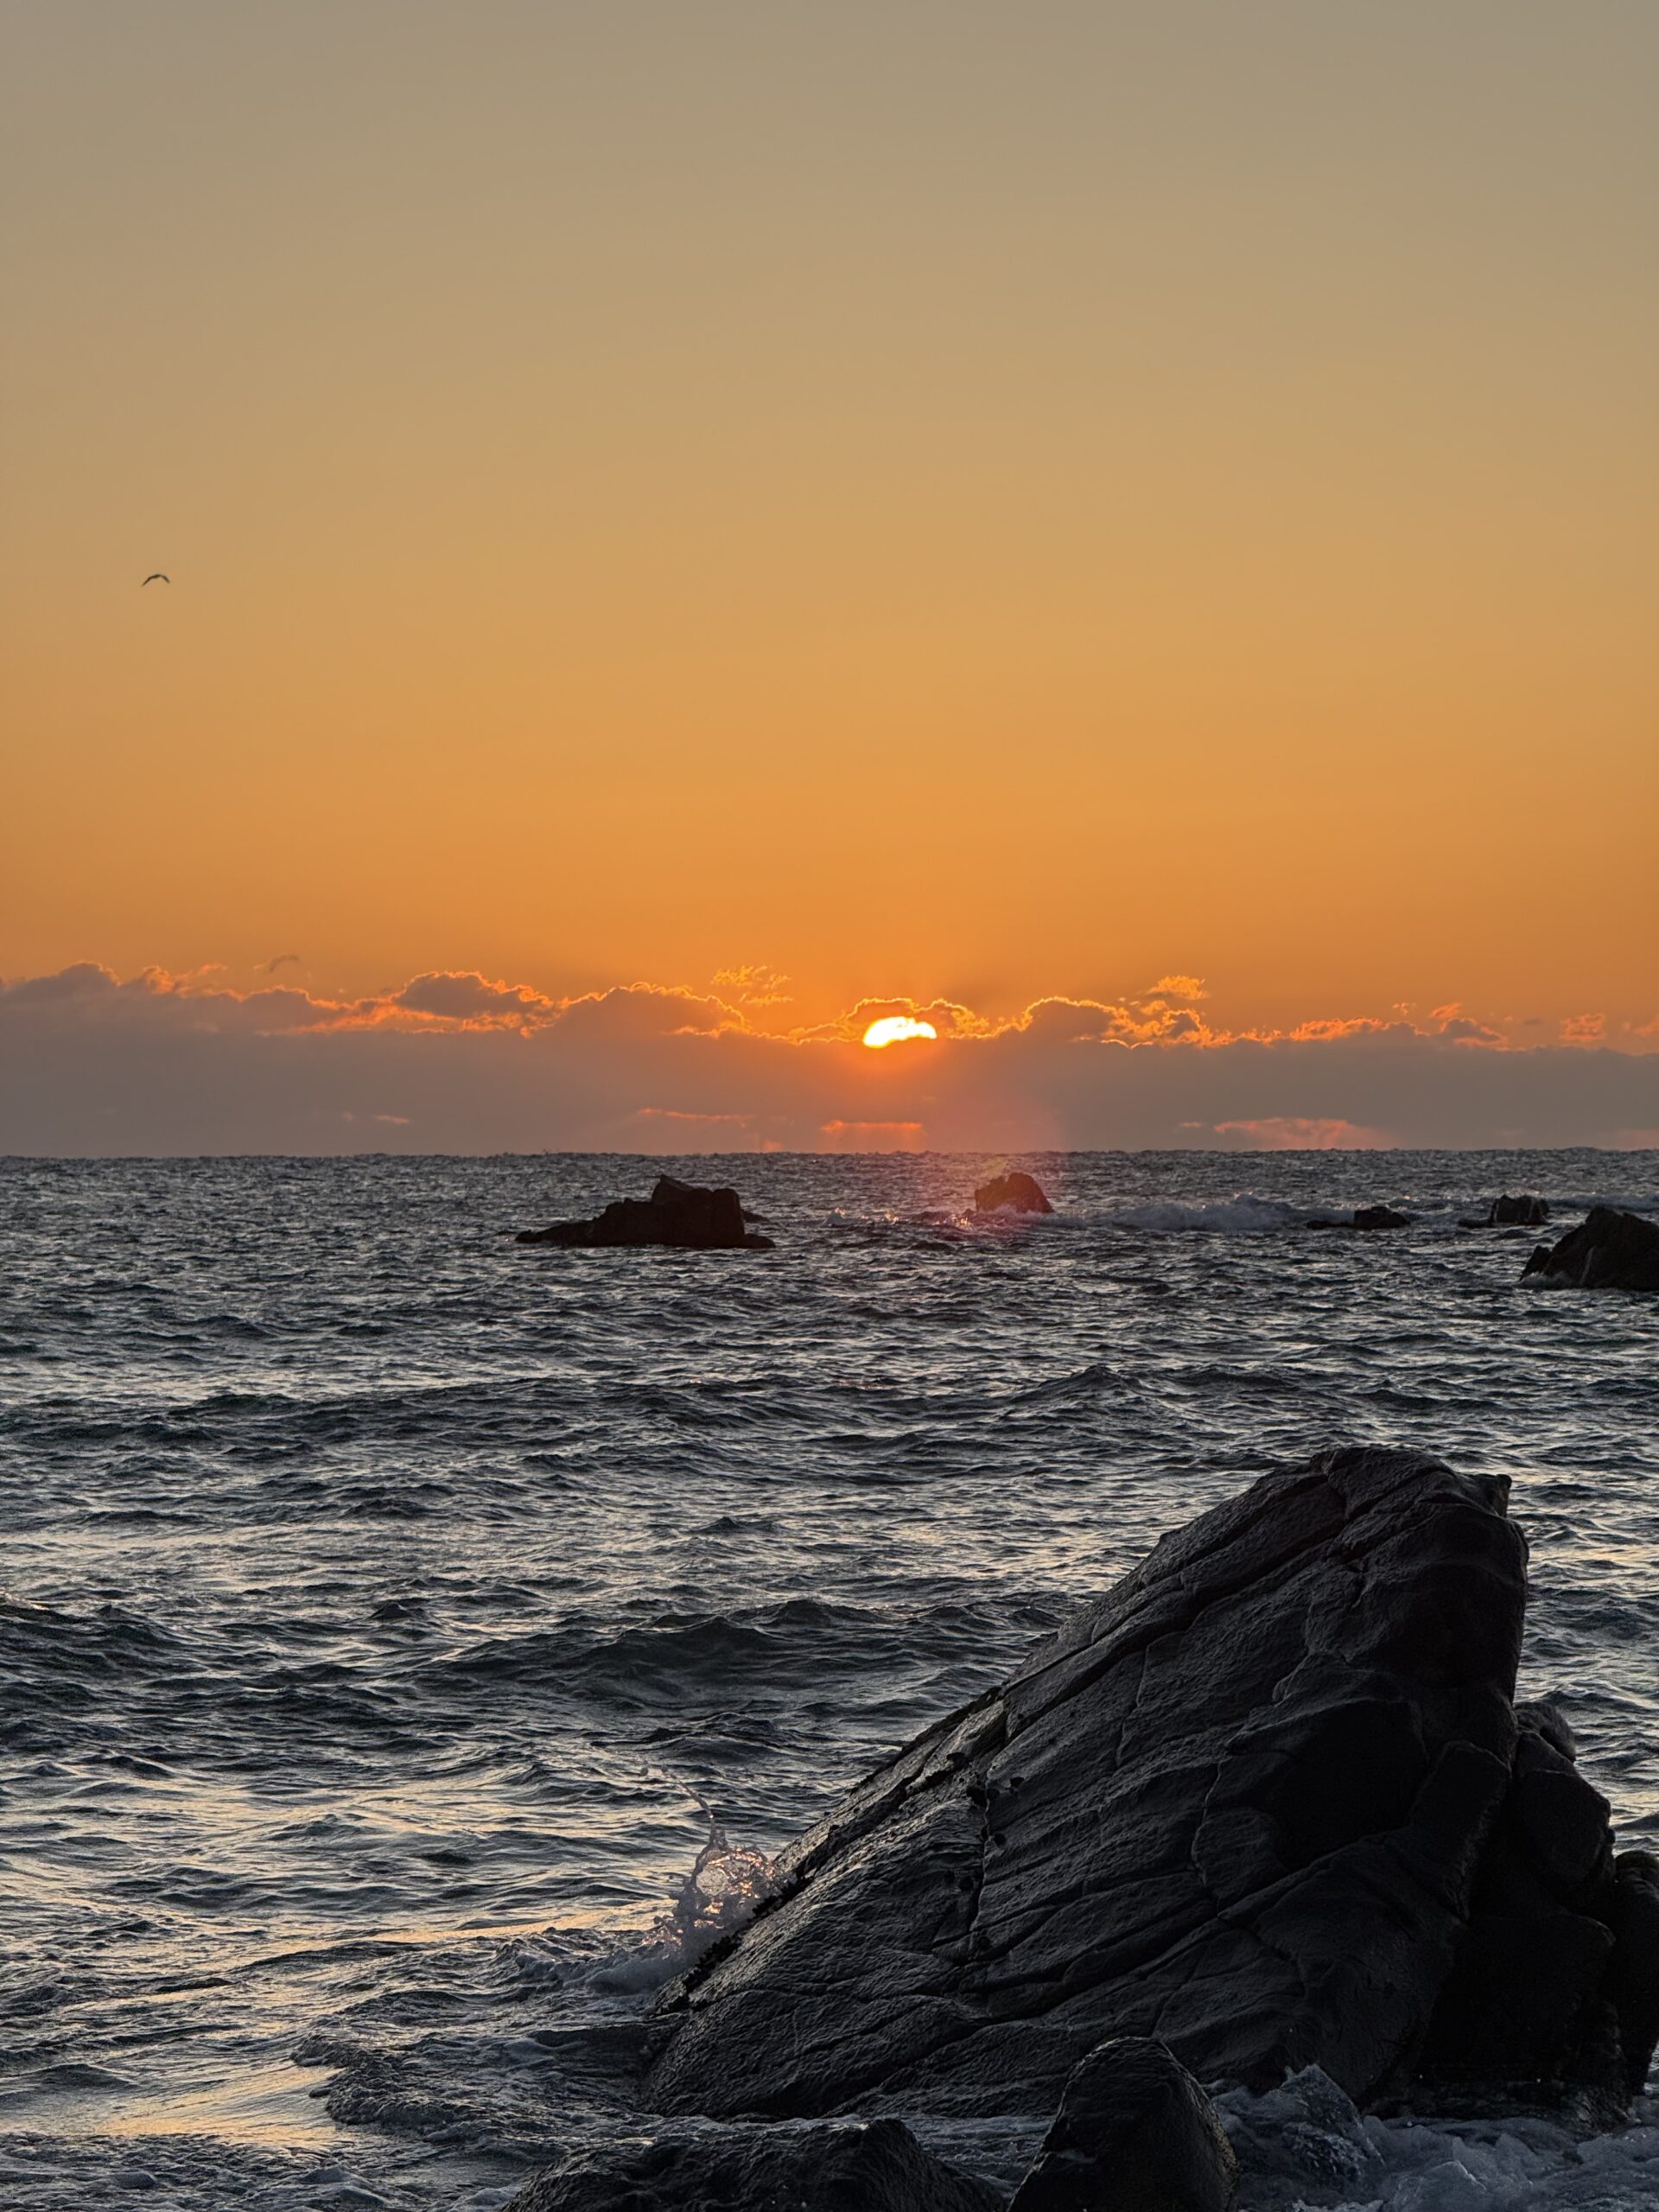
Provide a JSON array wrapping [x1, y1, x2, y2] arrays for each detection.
[[1522, 1206, 1659, 1293], [646, 1446, 1586, 2119]]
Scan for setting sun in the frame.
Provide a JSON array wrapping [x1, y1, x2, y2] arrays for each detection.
[[862, 1016, 938, 1049]]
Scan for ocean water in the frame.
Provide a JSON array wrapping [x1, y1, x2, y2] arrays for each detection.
[[2, 1149, 1657, 2212]]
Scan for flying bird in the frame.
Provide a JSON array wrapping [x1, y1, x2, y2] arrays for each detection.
[[141, 573, 169, 586]]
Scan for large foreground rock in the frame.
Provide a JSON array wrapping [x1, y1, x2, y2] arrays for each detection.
[[1522, 1206, 1659, 1293], [646, 1446, 1659, 2120], [648, 1446, 1522, 2116], [506, 2119, 1001, 2212], [517, 1175, 773, 1251], [1007, 2037, 1237, 2212]]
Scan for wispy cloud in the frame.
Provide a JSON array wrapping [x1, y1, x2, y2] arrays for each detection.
[[1561, 1013, 1607, 1046], [711, 963, 792, 1009], [820, 1119, 927, 1151], [1211, 1116, 1391, 1151]]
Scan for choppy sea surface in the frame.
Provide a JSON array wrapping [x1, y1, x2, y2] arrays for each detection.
[[3, 1150, 1657, 2211]]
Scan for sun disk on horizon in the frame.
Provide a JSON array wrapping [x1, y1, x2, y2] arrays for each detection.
[[862, 1015, 938, 1049]]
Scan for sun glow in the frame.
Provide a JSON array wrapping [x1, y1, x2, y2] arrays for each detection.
[[862, 1015, 938, 1049]]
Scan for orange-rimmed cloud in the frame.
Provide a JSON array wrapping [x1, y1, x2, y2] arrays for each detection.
[[798, 995, 997, 1046], [1560, 1013, 1607, 1046], [393, 971, 559, 1024], [710, 963, 793, 1010], [553, 982, 743, 1039]]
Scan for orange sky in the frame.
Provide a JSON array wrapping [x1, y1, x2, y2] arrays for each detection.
[[3, 3, 1656, 1054]]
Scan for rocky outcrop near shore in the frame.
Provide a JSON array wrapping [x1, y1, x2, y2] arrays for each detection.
[[1308, 1205, 1412, 1231], [645, 1446, 1658, 2123], [1462, 1194, 1550, 1229], [505, 2118, 1001, 2212], [516, 1175, 774, 1251], [975, 1173, 1053, 1216], [1522, 1206, 1659, 1293], [1007, 2037, 1237, 2212]]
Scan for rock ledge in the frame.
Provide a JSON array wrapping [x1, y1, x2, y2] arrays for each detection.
[[516, 1175, 773, 1251]]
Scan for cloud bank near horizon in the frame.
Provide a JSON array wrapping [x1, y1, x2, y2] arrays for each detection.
[[2, 963, 1656, 1155]]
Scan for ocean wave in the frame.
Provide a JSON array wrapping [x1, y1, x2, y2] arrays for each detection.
[[1215, 2066, 1659, 2212], [420, 1595, 1029, 1706], [1103, 1192, 1336, 1233], [588, 1816, 776, 1993]]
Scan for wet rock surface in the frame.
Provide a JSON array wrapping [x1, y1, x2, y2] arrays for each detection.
[[974, 1173, 1053, 1216], [516, 1175, 774, 1251], [1462, 1194, 1551, 1229], [646, 1447, 1532, 2117], [505, 2119, 1003, 2212], [1007, 2036, 1239, 2212], [1522, 1207, 1659, 1293]]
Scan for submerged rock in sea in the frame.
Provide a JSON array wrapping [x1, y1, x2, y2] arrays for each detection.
[[505, 2118, 1001, 2212], [1460, 1194, 1550, 1230], [1007, 2037, 1238, 2212], [645, 1445, 1659, 2122], [1307, 1205, 1412, 1231], [1522, 1206, 1659, 1293], [975, 1172, 1053, 1216], [516, 1175, 774, 1251]]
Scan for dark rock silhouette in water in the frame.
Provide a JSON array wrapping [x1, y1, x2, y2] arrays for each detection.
[[1007, 2037, 1237, 2212], [516, 1175, 773, 1251], [1460, 1194, 1550, 1230], [1308, 1205, 1412, 1231], [1522, 1207, 1659, 1293], [505, 2118, 1001, 2212], [975, 1173, 1053, 1216], [645, 1446, 1659, 2122], [1417, 1700, 1659, 2111]]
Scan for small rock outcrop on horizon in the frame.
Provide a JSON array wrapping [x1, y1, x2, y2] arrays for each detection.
[[1307, 1205, 1412, 1232], [505, 2118, 1001, 2212], [1522, 1206, 1659, 1294], [515, 1175, 774, 1251], [975, 1172, 1053, 1216], [645, 1446, 1659, 2123], [1461, 1194, 1550, 1230], [1007, 2037, 1238, 2212]]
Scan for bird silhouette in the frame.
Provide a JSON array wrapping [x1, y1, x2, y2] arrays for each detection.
[[141, 573, 169, 586]]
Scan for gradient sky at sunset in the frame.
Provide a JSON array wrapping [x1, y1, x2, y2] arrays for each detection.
[[3, 4, 1656, 1150]]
